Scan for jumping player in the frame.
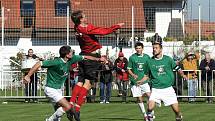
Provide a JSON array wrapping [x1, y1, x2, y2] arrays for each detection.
[[69, 10, 124, 121]]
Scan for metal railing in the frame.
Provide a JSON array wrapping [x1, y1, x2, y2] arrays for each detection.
[[1, 70, 215, 100]]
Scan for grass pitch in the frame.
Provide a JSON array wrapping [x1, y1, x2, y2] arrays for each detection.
[[0, 101, 215, 121]]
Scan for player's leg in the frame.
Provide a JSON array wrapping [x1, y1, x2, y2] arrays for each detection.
[[162, 87, 182, 121], [147, 100, 156, 121], [131, 85, 147, 120], [70, 82, 84, 104], [140, 83, 152, 120], [70, 61, 85, 104], [146, 88, 161, 121], [45, 87, 73, 121], [171, 103, 183, 121], [72, 79, 91, 121]]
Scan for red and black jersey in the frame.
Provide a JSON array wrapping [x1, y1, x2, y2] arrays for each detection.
[[114, 58, 129, 81], [75, 23, 120, 54]]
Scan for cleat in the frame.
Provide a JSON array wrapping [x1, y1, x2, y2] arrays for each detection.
[[176, 115, 183, 121], [45, 118, 50, 121], [147, 114, 154, 121], [74, 111, 80, 121], [144, 116, 149, 121], [66, 108, 74, 121]]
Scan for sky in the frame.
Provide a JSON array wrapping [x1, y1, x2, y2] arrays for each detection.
[[187, 0, 215, 21]]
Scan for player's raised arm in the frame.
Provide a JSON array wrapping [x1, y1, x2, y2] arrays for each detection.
[[23, 61, 41, 84]]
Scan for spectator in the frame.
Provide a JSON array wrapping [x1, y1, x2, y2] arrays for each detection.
[[24, 49, 39, 103], [114, 52, 129, 102], [100, 56, 113, 104], [182, 51, 199, 102], [70, 63, 79, 89], [199, 53, 215, 103]]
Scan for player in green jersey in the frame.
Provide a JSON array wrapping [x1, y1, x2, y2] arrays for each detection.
[[24, 45, 104, 121], [127, 42, 152, 121], [137, 40, 187, 121]]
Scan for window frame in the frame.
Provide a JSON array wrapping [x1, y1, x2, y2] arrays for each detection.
[[55, 0, 70, 17], [20, 0, 36, 17]]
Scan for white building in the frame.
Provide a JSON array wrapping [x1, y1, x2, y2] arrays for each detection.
[[143, 0, 186, 38]]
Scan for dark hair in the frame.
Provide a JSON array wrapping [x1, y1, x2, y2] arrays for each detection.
[[135, 42, 144, 48], [28, 49, 33, 53], [59, 46, 71, 58], [152, 43, 163, 48], [152, 33, 162, 48], [71, 10, 83, 25]]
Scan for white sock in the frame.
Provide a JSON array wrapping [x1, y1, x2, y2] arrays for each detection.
[[138, 103, 146, 116], [48, 107, 65, 121]]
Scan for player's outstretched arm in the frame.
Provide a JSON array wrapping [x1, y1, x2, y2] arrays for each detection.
[[23, 62, 41, 84], [81, 23, 124, 35]]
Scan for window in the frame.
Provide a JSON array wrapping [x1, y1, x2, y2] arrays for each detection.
[[20, 0, 35, 17], [144, 7, 156, 32], [55, 0, 70, 16]]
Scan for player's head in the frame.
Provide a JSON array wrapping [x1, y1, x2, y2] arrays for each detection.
[[135, 42, 144, 55], [59, 46, 73, 59], [71, 10, 87, 25], [152, 43, 162, 57], [152, 35, 162, 57]]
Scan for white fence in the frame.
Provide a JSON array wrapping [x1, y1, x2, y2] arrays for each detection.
[[0, 70, 215, 101]]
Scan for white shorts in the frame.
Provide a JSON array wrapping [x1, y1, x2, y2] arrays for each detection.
[[44, 86, 64, 104], [149, 86, 178, 106], [131, 83, 151, 97]]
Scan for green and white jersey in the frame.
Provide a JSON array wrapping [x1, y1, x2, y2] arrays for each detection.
[[145, 55, 176, 89], [41, 55, 83, 89], [127, 53, 150, 85]]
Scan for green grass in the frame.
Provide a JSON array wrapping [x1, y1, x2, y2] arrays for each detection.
[[0, 102, 215, 121]]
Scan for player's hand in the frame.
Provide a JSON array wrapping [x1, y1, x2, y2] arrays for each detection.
[[182, 75, 188, 81], [121, 69, 125, 73], [23, 75, 31, 84], [99, 57, 106, 62], [136, 80, 143, 86], [117, 23, 125, 27], [132, 74, 138, 80]]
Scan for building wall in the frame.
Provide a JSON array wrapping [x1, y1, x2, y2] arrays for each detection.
[[144, 1, 183, 38]]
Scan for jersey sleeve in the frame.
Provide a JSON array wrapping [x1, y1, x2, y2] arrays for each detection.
[[169, 57, 181, 71], [68, 55, 84, 64], [78, 24, 121, 35], [41, 59, 59, 68]]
